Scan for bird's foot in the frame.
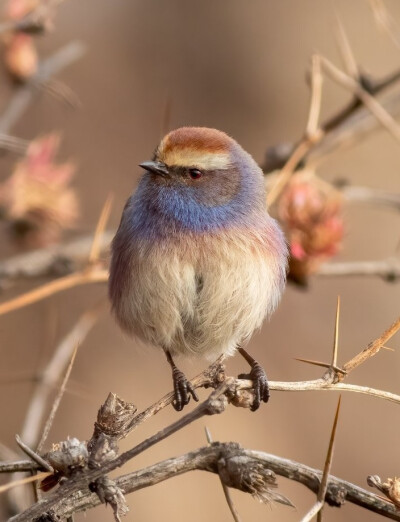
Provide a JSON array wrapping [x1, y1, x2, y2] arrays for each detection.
[[238, 361, 270, 411], [171, 366, 199, 411]]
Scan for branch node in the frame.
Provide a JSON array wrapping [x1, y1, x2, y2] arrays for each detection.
[[89, 476, 129, 522], [46, 438, 88, 478]]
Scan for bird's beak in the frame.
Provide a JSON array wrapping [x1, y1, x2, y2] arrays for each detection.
[[139, 161, 169, 177]]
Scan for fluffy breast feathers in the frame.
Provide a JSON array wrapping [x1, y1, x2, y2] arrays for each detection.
[[109, 220, 287, 360]]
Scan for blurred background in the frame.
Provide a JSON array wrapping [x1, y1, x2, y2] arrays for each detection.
[[0, 0, 399, 520]]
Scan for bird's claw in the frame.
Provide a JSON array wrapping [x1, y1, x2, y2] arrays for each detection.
[[238, 361, 270, 411], [171, 367, 199, 411]]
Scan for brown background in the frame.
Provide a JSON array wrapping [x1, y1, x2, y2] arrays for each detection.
[[1, 1, 400, 521]]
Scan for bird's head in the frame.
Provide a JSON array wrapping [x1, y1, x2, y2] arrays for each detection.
[[136, 127, 267, 230]]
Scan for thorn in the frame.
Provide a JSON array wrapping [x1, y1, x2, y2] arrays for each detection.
[[294, 357, 347, 375], [332, 296, 341, 367], [204, 426, 213, 445], [314, 395, 342, 522]]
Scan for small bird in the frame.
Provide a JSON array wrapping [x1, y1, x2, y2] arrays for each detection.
[[109, 127, 287, 411]]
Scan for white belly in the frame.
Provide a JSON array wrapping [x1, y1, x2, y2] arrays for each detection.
[[112, 230, 284, 360]]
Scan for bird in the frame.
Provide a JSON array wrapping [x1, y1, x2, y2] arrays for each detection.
[[109, 127, 288, 411]]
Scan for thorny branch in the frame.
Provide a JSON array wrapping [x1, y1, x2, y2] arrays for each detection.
[[4, 444, 400, 520], [1, 315, 399, 520], [264, 46, 400, 206]]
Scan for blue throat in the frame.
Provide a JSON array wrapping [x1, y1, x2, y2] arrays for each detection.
[[129, 175, 262, 238]]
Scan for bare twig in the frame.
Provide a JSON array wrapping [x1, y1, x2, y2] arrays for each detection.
[[341, 317, 400, 377], [14, 436, 52, 473], [36, 342, 79, 453], [269, 379, 400, 404]]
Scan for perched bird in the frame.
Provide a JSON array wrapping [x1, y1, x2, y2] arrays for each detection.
[[109, 127, 288, 411]]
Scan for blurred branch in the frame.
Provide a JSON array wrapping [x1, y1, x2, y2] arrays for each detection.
[[88, 196, 113, 266], [20, 303, 104, 449], [263, 64, 400, 174], [341, 185, 400, 211], [0, 134, 29, 154], [334, 12, 359, 79], [370, 0, 400, 50], [266, 54, 400, 205], [0, 461, 39, 473], [0, 231, 113, 286], [0, 1, 65, 36], [0, 267, 108, 316], [317, 258, 400, 281], [320, 56, 400, 142], [0, 41, 86, 135]]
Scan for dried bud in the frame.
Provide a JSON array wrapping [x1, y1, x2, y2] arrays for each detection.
[[46, 438, 88, 476], [217, 450, 293, 507], [387, 477, 400, 507], [278, 171, 344, 284], [368, 475, 400, 507], [229, 388, 255, 409], [0, 133, 79, 247], [93, 393, 137, 441], [5, 0, 39, 20], [4, 32, 37, 80]]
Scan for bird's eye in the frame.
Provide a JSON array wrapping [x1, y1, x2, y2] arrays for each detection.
[[189, 168, 203, 180]]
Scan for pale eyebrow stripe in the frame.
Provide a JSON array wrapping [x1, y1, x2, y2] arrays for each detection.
[[162, 149, 231, 170]]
